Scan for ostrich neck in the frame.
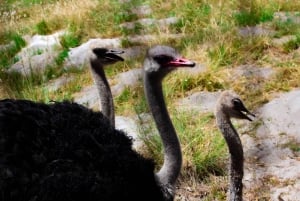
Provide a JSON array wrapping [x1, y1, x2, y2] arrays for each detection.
[[216, 111, 243, 201], [144, 74, 182, 187], [90, 60, 115, 127]]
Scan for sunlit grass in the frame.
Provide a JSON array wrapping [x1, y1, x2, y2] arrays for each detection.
[[138, 107, 228, 178], [0, 0, 125, 43], [265, 67, 300, 92], [1, 0, 96, 36], [0, 33, 26, 69], [0, 64, 91, 101]]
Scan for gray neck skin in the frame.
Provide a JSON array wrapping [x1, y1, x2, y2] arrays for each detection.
[[216, 111, 243, 201], [143, 73, 182, 190], [90, 59, 115, 127]]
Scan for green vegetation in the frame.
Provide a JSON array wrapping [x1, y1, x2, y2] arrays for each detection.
[[0, 33, 26, 69], [282, 140, 300, 152], [61, 30, 81, 47], [1, 0, 300, 200], [55, 31, 81, 65], [234, 3, 275, 26], [273, 17, 300, 37], [35, 20, 51, 35], [114, 82, 148, 116], [0, 63, 86, 101], [176, 112, 226, 179], [283, 33, 300, 52]]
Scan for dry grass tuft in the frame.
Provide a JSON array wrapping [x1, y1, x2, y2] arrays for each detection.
[[0, 0, 97, 36]]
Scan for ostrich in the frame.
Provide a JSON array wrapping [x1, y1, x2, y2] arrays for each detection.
[[0, 45, 195, 201], [143, 45, 195, 199], [215, 90, 255, 201], [89, 47, 124, 127]]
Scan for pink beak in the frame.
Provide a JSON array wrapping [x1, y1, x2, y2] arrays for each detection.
[[168, 58, 196, 67]]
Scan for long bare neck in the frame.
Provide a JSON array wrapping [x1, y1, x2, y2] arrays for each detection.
[[90, 60, 115, 127], [216, 111, 243, 201], [144, 73, 182, 188]]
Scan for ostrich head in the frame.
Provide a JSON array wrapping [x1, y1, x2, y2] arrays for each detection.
[[92, 48, 124, 65], [216, 91, 255, 121], [143, 45, 195, 80]]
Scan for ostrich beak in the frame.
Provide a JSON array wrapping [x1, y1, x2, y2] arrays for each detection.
[[105, 49, 125, 61], [239, 104, 255, 121], [168, 58, 196, 67]]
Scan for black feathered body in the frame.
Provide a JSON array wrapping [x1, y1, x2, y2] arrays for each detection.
[[0, 99, 164, 201]]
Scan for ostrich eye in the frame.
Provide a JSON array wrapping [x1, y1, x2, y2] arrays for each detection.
[[93, 48, 108, 56], [232, 98, 242, 108], [232, 98, 241, 106], [153, 55, 173, 65]]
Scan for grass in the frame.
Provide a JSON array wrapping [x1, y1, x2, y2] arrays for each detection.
[[163, 70, 225, 98], [1, 0, 300, 200], [0, 33, 26, 69], [140, 110, 227, 179], [282, 140, 300, 153], [55, 31, 81, 65], [283, 33, 300, 52], [115, 86, 146, 115], [234, 2, 275, 26], [273, 17, 300, 38], [208, 36, 271, 68], [35, 20, 51, 34], [0, 65, 91, 101], [176, 112, 227, 179], [264, 67, 300, 93]]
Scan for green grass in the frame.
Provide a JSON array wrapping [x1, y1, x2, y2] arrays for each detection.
[[208, 35, 271, 68], [0, 70, 50, 100], [164, 71, 225, 97], [282, 140, 300, 152], [55, 30, 81, 65], [35, 20, 51, 35], [120, 37, 136, 48], [273, 18, 300, 38], [0, 33, 26, 69], [177, 112, 227, 179], [106, 55, 142, 77], [140, 109, 227, 179], [55, 49, 69, 65], [115, 85, 147, 115], [264, 67, 300, 92], [169, 2, 213, 47], [0, 64, 89, 101], [4, 0, 58, 7], [283, 33, 300, 52], [121, 22, 144, 36], [234, 8, 274, 26], [1, 66, 56, 99], [88, 0, 125, 38]]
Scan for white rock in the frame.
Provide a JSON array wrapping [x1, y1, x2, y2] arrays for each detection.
[[9, 31, 65, 75], [177, 91, 221, 113], [111, 68, 142, 96], [116, 116, 143, 150], [65, 38, 122, 69], [244, 89, 300, 200]]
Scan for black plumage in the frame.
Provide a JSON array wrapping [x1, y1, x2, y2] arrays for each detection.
[[0, 99, 164, 201]]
